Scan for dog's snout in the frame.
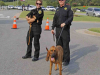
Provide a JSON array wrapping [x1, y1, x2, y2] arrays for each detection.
[[51, 53, 55, 58]]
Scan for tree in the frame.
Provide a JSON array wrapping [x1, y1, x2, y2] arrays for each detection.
[[18, 1, 21, 6], [0, 1, 5, 6], [46, 0, 59, 7]]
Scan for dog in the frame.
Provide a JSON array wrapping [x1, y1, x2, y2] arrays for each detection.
[[27, 9, 39, 24], [46, 45, 63, 75]]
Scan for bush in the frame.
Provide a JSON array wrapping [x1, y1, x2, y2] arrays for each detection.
[[18, 1, 21, 6], [89, 2, 94, 6], [72, 8, 76, 14], [94, 3, 100, 6], [78, 3, 81, 6], [0, 1, 5, 6], [72, 3, 78, 7]]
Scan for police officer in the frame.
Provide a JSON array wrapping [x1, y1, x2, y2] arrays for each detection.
[[22, 0, 44, 61], [51, 0, 73, 66]]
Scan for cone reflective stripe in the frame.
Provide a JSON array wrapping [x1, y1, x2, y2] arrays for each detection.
[[45, 18, 49, 30], [12, 16, 17, 29]]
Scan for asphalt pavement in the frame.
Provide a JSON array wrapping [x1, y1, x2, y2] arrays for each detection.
[[0, 10, 100, 75], [0, 10, 21, 19]]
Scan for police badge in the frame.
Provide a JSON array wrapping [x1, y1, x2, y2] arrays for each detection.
[[38, 10, 42, 14], [64, 7, 67, 10]]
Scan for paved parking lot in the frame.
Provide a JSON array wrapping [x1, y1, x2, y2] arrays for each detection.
[[0, 17, 100, 75]]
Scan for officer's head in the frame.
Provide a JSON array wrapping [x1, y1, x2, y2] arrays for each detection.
[[58, 0, 66, 6], [36, 0, 42, 9]]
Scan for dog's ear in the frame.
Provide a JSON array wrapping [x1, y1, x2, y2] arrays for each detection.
[[46, 47, 48, 51]]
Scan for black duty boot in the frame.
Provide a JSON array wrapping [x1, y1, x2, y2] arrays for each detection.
[[22, 55, 32, 59], [32, 57, 39, 61]]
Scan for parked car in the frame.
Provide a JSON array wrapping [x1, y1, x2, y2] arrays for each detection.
[[46, 6, 56, 11], [80, 9, 86, 12], [14, 6, 18, 9], [8, 5, 14, 9], [86, 7, 100, 17], [17, 6, 22, 10], [41, 6, 46, 10], [25, 5, 36, 11]]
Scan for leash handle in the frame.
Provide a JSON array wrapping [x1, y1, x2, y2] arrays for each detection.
[[53, 33, 56, 42]]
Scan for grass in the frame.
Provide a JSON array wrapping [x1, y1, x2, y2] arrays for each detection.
[[73, 15, 100, 22], [88, 28, 100, 33], [19, 11, 100, 21], [72, 6, 100, 9], [76, 11, 86, 13], [19, 11, 55, 20], [5, 0, 47, 7]]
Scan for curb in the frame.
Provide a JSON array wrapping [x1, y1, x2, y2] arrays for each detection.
[[12, 12, 22, 19], [76, 29, 100, 37]]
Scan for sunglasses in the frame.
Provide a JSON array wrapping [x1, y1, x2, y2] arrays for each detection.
[[36, 3, 42, 5], [59, 0, 64, 1]]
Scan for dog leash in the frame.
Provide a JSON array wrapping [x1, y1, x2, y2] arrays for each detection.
[[56, 27, 64, 45], [53, 27, 64, 46]]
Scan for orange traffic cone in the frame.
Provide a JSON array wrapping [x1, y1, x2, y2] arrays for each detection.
[[45, 18, 49, 30], [12, 16, 17, 29]]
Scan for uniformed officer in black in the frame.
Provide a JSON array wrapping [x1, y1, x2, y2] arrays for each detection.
[[22, 0, 44, 61], [51, 0, 73, 66]]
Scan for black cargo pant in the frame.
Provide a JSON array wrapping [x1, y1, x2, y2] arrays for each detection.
[[56, 28, 70, 63], [26, 25, 41, 58]]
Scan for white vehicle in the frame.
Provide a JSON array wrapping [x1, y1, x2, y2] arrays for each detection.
[[41, 6, 46, 10], [46, 6, 56, 11], [25, 5, 36, 11], [86, 7, 100, 17], [8, 5, 14, 9], [17, 6, 22, 10], [14, 6, 18, 9]]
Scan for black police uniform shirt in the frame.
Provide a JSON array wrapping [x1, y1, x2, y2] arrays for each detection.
[[26, 7, 44, 35], [52, 5, 73, 30], [26, 7, 44, 25]]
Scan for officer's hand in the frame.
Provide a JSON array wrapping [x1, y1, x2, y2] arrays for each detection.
[[26, 16, 31, 21], [61, 23, 65, 27], [51, 30, 54, 34]]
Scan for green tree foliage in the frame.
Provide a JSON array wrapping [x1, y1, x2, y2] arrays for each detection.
[[2, 0, 13, 2], [0, 1, 6, 6], [46, 0, 59, 7], [69, 0, 100, 6], [18, 1, 21, 6]]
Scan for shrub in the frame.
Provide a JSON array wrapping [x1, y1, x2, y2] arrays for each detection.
[[89, 2, 94, 6], [72, 8, 76, 14], [0, 1, 5, 6], [72, 3, 78, 7], [94, 3, 99, 6]]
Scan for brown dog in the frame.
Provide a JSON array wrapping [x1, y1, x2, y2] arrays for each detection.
[[46, 45, 63, 75]]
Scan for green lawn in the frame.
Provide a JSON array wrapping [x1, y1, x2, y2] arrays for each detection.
[[19, 11, 100, 22], [73, 15, 100, 22], [76, 11, 86, 13], [19, 11, 55, 20], [72, 6, 100, 9], [88, 28, 100, 33], [5, 0, 47, 7]]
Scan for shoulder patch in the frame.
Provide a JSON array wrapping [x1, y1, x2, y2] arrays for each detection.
[[38, 10, 42, 14]]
